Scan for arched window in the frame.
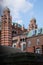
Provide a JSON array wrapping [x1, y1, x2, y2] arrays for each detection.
[[35, 48, 41, 54], [12, 30, 17, 37], [20, 38, 25, 42], [38, 28, 42, 34], [23, 44, 26, 50], [28, 41, 31, 47], [32, 30, 37, 36], [12, 43, 16, 48], [21, 43, 26, 51], [12, 31, 17, 34], [37, 39, 40, 45]]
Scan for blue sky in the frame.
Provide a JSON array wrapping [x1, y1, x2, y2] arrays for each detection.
[[1, 0, 43, 28]]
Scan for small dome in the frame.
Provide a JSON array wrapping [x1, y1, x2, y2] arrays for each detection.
[[13, 23, 22, 28], [30, 18, 36, 23], [3, 7, 10, 12]]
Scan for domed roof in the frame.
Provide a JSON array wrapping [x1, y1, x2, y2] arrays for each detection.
[[3, 7, 10, 12], [30, 18, 36, 23], [13, 22, 22, 28]]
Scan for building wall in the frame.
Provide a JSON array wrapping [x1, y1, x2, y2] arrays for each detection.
[[0, 31, 1, 45], [12, 34, 43, 54], [0, 7, 43, 54], [26, 35, 43, 54], [12, 34, 27, 48]]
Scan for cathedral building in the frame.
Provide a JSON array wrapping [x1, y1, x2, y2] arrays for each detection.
[[0, 7, 43, 54]]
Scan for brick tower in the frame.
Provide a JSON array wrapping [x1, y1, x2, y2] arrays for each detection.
[[28, 18, 37, 31], [1, 7, 12, 46], [0, 17, 1, 45]]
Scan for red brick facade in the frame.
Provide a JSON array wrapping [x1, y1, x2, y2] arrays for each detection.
[[1, 8, 12, 46], [0, 7, 43, 54], [26, 35, 43, 54]]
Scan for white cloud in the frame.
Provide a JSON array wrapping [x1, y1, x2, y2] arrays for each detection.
[[3, 0, 33, 19], [15, 20, 23, 25]]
